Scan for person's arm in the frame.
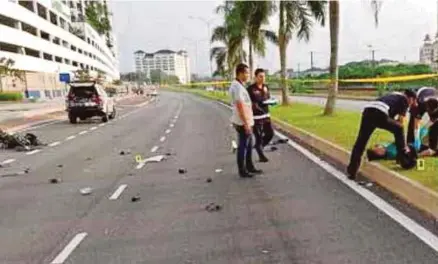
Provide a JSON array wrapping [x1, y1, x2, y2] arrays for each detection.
[[235, 87, 252, 134]]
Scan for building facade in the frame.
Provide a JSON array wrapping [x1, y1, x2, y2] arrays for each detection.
[[0, 0, 120, 98], [419, 1, 438, 71], [134, 49, 191, 84]]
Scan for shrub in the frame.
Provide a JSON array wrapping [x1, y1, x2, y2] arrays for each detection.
[[0, 92, 23, 101]]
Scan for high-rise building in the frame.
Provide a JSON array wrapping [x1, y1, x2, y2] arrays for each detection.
[[419, 1, 438, 71], [0, 0, 119, 98], [134, 49, 191, 84]]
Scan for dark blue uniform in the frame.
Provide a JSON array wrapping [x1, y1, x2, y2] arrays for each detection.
[[407, 87, 438, 144]]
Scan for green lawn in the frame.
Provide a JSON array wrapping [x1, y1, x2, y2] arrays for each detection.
[[166, 87, 437, 190]]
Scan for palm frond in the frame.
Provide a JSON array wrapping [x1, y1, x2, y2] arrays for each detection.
[[211, 26, 228, 43], [262, 30, 278, 45], [307, 0, 327, 26]]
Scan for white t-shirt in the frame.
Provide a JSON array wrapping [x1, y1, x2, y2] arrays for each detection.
[[229, 80, 254, 126]]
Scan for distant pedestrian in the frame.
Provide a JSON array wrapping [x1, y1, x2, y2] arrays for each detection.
[[229, 63, 262, 178], [347, 89, 417, 180], [247, 68, 274, 162]]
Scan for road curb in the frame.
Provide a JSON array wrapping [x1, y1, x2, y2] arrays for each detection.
[[189, 92, 438, 219], [272, 117, 438, 219]]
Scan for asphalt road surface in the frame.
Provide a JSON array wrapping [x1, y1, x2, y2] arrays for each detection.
[[0, 92, 437, 264], [289, 96, 367, 112]]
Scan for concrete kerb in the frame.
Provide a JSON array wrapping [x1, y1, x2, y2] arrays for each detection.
[[190, 92, 438, 219]]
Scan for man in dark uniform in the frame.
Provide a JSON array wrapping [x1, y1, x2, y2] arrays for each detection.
[[347, 89, 417, 180], [419, 97, 438, 157], [407, 87, 438, 146], [247, 68, 274, 162]]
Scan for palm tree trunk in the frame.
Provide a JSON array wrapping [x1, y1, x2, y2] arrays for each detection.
[[324, 0, 339, 115], [279, 2, 289, 106], [248, 40, 253, 77]]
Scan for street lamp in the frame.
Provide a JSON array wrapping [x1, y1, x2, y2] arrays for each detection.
[[182, 37, 199, 75], [189, 16, 216, 78]]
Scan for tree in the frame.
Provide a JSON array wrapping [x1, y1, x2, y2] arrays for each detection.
[[74, 69, 91, 81], [277, 1, 326, 106], [85, 2, 111, 35], [0, 57, 24, 92], [323, 0, 381, 115]]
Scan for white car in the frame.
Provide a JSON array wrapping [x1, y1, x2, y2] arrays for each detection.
[[66, 81, 116, 124]]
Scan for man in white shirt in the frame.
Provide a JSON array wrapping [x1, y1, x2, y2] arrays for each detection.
[[229, 63, 262, 178]]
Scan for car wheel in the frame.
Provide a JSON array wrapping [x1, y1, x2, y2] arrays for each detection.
[[79, 116, 86, 121], [102, 114, 108, 123], [69, 113, 77, 124], [109, 106, 116, 120]]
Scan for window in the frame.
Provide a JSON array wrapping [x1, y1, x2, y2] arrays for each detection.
[[71, 45, 77, 52], [53, 37, 61, 45], [78, 49, 83, 54], [43, 53, 53, 61], [37, 3, 47, 20], [72, 61, 78, 67], [22, 22, 38, 36], [64, 59, 71, 65], [18, 0, 34, 12], [24, 47, 40, 58], [62, 40, 69, 48], [0, 14, 16, 28], [55, 56, 62, 63], [49, 11, 58, 25], [0, 42, 20, 53]]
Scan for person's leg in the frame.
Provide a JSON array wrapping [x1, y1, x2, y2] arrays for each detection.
[[347, 110, 376, 179], [245, 130, 262, 174], [407, 107, 418, 144], [234, 125, 252, 177], [377, 117, 406, 159], [262, 119, 274, 147], [428, 120, 438, 151], [253, 122, 268, 162]]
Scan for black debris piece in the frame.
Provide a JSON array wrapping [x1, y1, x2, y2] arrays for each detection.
[[205, 202, 222, 212], [49, 178, 61, 184], [120, 151, 125, 155], [206, 178, 212, 183], [0, 130, 45, 151], [131, 195, 141, 202], [57, 164, 63, 168], [270, 146, 278, 151], [24, 168, 30, 174], [277, 139, 289, 144], [165, 152, 172, 156], [178, 168, 187, 174]]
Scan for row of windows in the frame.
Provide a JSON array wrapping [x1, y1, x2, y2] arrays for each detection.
[[0, 41, 106, 73], [15, 0, 115, 67]]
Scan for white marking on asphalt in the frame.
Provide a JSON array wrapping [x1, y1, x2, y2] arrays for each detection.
[[170, 123, 174, 128], [151, 146, 159, 153], [160, 136, 166, 142], [231, 140, 237, 149], [26, 149, 41, 155], [217, 100, 438, 253], [135, 162, 145, 169], [78, 130, 88, 135], [174, 115, 178, 119], [90, 126, 97, 130], [165, 129, 171, 134], [109, 184, 127, 200], [49, 141, 61, 147], [66, 135, 76, 141], [98, 123, 105, 127], [1, 159, 15, 165], [50, 232, 88, 264]]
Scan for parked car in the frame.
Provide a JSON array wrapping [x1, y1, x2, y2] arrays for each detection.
[[66, 81, 116, 124]]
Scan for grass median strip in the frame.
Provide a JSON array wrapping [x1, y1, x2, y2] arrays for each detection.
[[167, 87, 438, 191]]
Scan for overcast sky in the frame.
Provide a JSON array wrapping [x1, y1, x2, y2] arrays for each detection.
[[110, 0, 438, 76]]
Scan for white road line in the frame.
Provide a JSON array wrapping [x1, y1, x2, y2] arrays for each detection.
[[165, 129, 171, 134], [151, 146, 159, 153], [98, 123, 105, 127], [135, 162, 145, 169], [90, 126, 98, 130], [26, 149, 41, 155], [109, 184, 127, 200], [218, 100, 438, 253], [1, 159, 15, 165], [160, 136, 166, 142], [50, 232, 88, 264], [49, 141, 61, 147], [78, 130, 88, 135], [169, 123, 174, 128], [174, 115, 178, 119], [66, 135, 76, 141]]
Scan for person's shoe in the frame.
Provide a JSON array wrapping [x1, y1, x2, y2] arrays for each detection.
[[259, 156, 269, 163], [247, 168, 263, 175], [239, 171, 254, 178], [346, 166, 356, 180]]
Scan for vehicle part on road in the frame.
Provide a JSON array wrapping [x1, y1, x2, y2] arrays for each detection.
[[275, 138, 289, 144], [206, 178, 212, 183], [57, 164, 63, 168], [178, 168, 187, 174], [215, 169, 223, 173], [0, 130, 45, 151], [80, 187, 92, 195], [49, 178, 61, 184], [131, 195, 141, 202], [101, 114, 108, 123], [205, 202, 222, 212]]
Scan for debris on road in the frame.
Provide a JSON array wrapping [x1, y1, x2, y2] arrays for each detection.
[[80, 187, 93, 195], [1, 168, 30, 177], [120, 150, 131, 155], [206, 178, 212, 183], [143, 155, 165, 163], [275, 138, 289, 144], [261, 250, 269, 254], [57, 164, 63, 168], [270, 146, 278, 151], [231, 140, 237, 153], [49, 178, 61, 184], [0, 130, 46, 151], [86, 157, 92, 161], [205, 202, 222, 212], [178, 168, 187, 174], [215, 169, 223, 173], [131, 195, 141, 202]]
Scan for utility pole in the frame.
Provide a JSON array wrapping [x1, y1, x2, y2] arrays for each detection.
[[310, 51, 314, 69]]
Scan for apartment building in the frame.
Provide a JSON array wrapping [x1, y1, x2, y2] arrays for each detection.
[[134, 49, 191, 84], [0, 0, 119, 99]]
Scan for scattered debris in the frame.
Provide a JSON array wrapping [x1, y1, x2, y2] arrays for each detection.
[[165, 152, 173, 156], [128, 173, 134, 176], [0, 130, 45, 151], [270, 146, 278, 151], [215, 169, 223, 173], [231, 140, 237, 153], [49, 178, 61, 184], [178, 168, 187, 174], [206, 178, 212, 183], [276, 138, 289, 144], [366, 182, 373, 187], [86, 157, 92, 161], [261, 250, 269, 254], [131, 195, 141, 202], [57, 164, 63, 168], [120, 151, 125, 155], [143, 155, 165, 163], [205, 202, 222, 212], [80, 187, 93, 195], [358, 181, 373, 187], [120, 150, 131, 156], [24, 168, 30, 174]]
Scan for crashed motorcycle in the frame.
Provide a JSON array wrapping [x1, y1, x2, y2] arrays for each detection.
[[0, 129, 46, 151]]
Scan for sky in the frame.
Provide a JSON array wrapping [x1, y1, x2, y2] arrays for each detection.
[[110, 0, 438, 76]]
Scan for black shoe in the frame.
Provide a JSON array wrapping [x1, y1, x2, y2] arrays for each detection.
[[346, 166, 356, 180], [247, 168, 263, 175], [259, 156, 269, 163], [239, 171, 254, 178]]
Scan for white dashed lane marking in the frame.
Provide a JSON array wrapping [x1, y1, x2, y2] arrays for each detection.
[[169, 124, 174, 128], [49, 141, 61, 147], [135, 162, 145, 169], [90, 126, 98, 131], [66, 135, 76, 141], [109, 184, 127, 200], [165, 129, 171, 134], [160, 136, 166, 142], [151, 146, 159, 153], [26, 149, 41, 155], [1, 159, 15, 165], [78, 130, 88, 135], [50, 232, 88, 264]]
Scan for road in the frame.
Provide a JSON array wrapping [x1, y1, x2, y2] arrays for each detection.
[[0, 91, 437, 264], [290, 96, 367, 112]]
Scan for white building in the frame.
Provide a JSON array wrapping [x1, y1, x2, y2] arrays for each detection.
[[419, 1, 438, 71], [134, 49, 191, 84], [0, 0, 120, 98]]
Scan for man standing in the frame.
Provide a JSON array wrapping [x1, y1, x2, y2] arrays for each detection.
[[247, 68, 274, 162], [347, 90, 417, 180], [229, 63, 262, 178], [407, 87, 437, 146]]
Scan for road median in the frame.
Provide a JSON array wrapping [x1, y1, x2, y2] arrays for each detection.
[[167, 87, 438, 219]]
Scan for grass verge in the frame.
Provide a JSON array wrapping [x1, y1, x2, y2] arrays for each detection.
[[166, 87, 438, 191]]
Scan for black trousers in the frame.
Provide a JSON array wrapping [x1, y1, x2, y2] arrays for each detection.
[[348, 108, 406, 175], [429, 120, 438, 150], [234, 125, 256, 173], [253, 118, 274, 159], [407, 103, 427, 144]]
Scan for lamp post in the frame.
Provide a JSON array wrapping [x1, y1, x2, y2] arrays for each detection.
[[188, 16, 216, 78], [182, 37, 199, 76]]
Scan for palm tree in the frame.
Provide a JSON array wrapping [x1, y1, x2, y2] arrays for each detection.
[[323, 0, 381, 115], [277, 1, 327, 106], [0, 57, 24, 92]]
